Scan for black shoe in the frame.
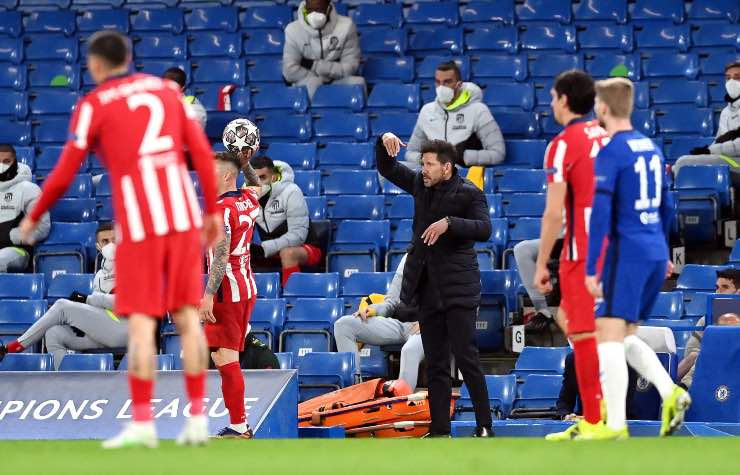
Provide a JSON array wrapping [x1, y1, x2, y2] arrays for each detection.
[[0, 342, 6, 363], [524, 312, 553, 333], [474, 426, 494, 438]]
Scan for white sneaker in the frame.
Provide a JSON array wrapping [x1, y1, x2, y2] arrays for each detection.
[[176, 415, 209, 446], [102, 422, 158, 449]]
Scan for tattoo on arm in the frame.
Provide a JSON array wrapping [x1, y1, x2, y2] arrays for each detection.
[[242, 162, 261, 187], [205, 231, 231, 295]]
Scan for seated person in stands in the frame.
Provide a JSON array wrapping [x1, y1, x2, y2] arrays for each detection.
[[0, 144, 50, 272], [673, 61, 740, 183], [282, 0, 365, 99], [163, 67, 207, 129], [0, 242, 125, 369], [678, 268, 740, 389], [248, 156, 322, 286], [94, 221, 114, 268], [333, 254, 425, 391], [404, 62, 505, 171], [514, 239, 557, 333]]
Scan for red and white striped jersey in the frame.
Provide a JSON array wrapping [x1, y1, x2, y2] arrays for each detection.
[[30, 73, 218, 242], [209, 189, 261, 303], [544, 118, 610, 262]]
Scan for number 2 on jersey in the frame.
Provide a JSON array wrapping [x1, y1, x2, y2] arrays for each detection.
[[126, 92, 174, 156], [633, 154, 662, 211]]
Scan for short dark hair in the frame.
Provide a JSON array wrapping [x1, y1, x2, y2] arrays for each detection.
[[420, 140, 457, 166], [97, 222, 114, 234], [0, 144, 16, 159], [163, 67, 187, 88], [436, 61, 461, 82], [215, 151, 241, 171], [726, 61, 740, 72], [87, 30, 130, 68], [553, 69, 596, 115], [717, 268, 740, 289], [250, 155, 275, 170]]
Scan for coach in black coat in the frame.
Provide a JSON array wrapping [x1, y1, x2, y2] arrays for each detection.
[[377, 132, 493, 437]]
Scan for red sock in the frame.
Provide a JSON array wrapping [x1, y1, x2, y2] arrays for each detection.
[[573, 336, 603, 424], [128, 375, 153, 422], [217, 362, 246, 425], [185, 372, 206, 417], [282, 265, 300, 287], [6, 340, 24, 353]]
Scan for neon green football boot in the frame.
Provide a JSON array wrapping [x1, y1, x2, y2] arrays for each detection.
[[660, 385, 692, 437], [575, 421, 629, 441]]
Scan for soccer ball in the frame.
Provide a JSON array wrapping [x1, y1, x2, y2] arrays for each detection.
[[222, 118, 260, 154]]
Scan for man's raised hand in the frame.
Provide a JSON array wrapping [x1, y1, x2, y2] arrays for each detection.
[[382, 133, 406, 158]]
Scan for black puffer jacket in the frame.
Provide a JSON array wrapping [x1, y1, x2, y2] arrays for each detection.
[[376, 137, 491, 314]]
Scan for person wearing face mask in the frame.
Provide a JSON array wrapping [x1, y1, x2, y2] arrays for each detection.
[[0, 242, 127, 370], [404, 62, 505, 171], [0, 144, 50, 272], [282, 0, 365, 99], [673, 61, 740, 183], [247, 155, 322, 287]]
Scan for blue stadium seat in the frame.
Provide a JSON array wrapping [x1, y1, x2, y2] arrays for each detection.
[[351, 3, 403, 28], [585, 53, 641, 80], [367, 83, 419, 113], [359, 28, 407, 56], [312, 85, 366, 112], [251, 86, 308, 115], [503, 140, 547, 168], [28, 61, 80, 90], [136, 59, 190, 80], [647, 291, 684, 320], [297, 351, 356, 400], [0, 11, 22, 37], [323, 169, 378, 195], [254, 114, 312, 142], [492, 168, 546, 195], [293, 170, 321, 196], [635, 23, 690, 52], [642, 53, 699, 79], [408, 27, 463, 56], [387, 194, 413, 222], [328, 219, 390, 275], [356, 343, 388, 379], [688, 0, 739, 23], [461, 1, 515, 25], [692, 23, 739, 50], [465, 27, 517, 55], [676, 165, 730, 242], [305, 196, 327, 220], [130, 8, 184, 34], [513, 374, 562, 410], [77, 9, 129, 33], [502, 193, 546, 217], [192, 58, 245, 85], [0, 299, 46, 336], [317, 142, 374, 169], [478, 270, 518, 350], [0, 91, 27, 119], [283, 273, 340, 302], [239, 4, 292, 29], [369, 111, 419, 140], [506, 217, 541, 253], [486, 194, 504, 220], [516, 0, 571, 24], [276, 352, 294, 370], [133, 33, 186, 59], [29, 90, 78, 117], [573, 0, 628, 23], [50, 198, 97, 223], [54, 174, 93, 199], [360, 56, 414, 83], [71, 0, 122, 5], [119, 354, 174, 371], [0, 37, 23, 63], [185, 6, 238, 32], [46, 272, 94, 305], [34, 222, 97, 282], [677, 265, 724, 293], [630, 0, 684, 24], [341, 271, 394, 308], [33, 117, 72, 144], [631, 109, 657, 137], [649, 79, 708, 106], [491, 109, 540, 138], [405, 2, 459, 27], [0, 63, 27, 90], [95, 173, 111, 198], [0, 353, 53, 371], [0, 274, 45, 300], [481, 82, 534, 111], [280, 298, 343, 356], [457, 374, 517, 421], [15, 146, 33, 171], [192, 84, 239, 112], [415, 55, 470, 81], [528, 53, 583, 78], [189, 31, 240, 59], [470, 53, 527, 82], [23, 10, 76, 36], [119, 0, 178, 6], [0, 119, 32, 145], [327, 194, 385, 220], [663, 136, 713, 163], [243, 29, 284, 56], [25, 34, 77, 63], [264, 142, 315, 170], [700, 52, 740, 78], [254, 273, 280, 299], [656, 106, 714, 137], [511, 346, 570, 378], [312, 112, 369, 142], [519, 24, 577, 52], [59, 353, 114, 371], [579, 25, 633, 52], [250, 298, 286, 349]]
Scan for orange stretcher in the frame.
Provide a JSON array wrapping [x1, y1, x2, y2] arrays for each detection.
[[346, 421, 432, 438], [298, 379, 385, 419]]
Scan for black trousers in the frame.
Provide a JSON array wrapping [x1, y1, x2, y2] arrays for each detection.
[[420, 305, 492, 435]]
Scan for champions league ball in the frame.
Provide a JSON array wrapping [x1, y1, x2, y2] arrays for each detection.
[[222, 118, 260, 154]]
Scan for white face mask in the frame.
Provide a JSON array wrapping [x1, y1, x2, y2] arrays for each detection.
[[726, 79, 740, 102], [306, 11, 327, 30], [436, 85, 455, 105], [0, 163, 9, 174]]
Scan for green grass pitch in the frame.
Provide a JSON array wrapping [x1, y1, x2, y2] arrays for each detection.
[[1, 438, 738, 475]]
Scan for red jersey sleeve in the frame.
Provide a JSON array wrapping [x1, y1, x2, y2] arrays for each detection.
[[181, 98, 218, 215], [30, 98, 97, 221], [545, 136, 572, 184]]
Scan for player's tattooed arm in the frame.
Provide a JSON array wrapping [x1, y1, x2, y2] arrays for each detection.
[[205, 230, 231, 295], [242, 161, 261, 187]]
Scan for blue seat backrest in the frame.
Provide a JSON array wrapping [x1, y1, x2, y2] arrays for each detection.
[[24, 10, 76, 36], [361, 56, 414, 83], [305, 196, 327, 220], [408, 27, 464, 56], [243, 29, 284, 56], [50, 198, 97, 222], [367, 83, 420, 112], [642, 53, 699, 79], [516, 0, 571, 24], [312, 85, 366, 111], [578, 24, 633, 52], [318, 142, 374, 169], [465, 26, 517, 54], [333, 219, 390, 250], [185, 6, 238, 32], [275, 352, 294, 370], [253, 273, 281, 299], [287, 298, 344, 327], [25, 34, 78, 63], [585, 53, 640, 81], [0, 300, 47, 333], [351, 4, 403, 28], [675, 165, 731, 206], [0, 37, 23, 64], [323, 170, 379, 195], [239, 5, 293, 30], [504, 140, 547, 168], [0, 11, 22, 37], [251, 85, 309, 113], [692, 23, 739, 48], [635, 23, 690, 51], [251, 298, 287, 327], [0, 63, 27, 90], [369, 111, 417, 140], [0, 274, 45, 300], [266, 142, 315, 169], [519, 24, 577, 52], [77, 9, 130, 33], [529, 53, 583, 78], [573, 0, 627, 23], [647, 291, 684, 319], [255, 114, 312, 142], [630, 0, 684, 24], [284, 273, 340, 299], [471, 53, 527, 82], [461, 1, 515, 25], [130, 8, 184, 34], [688, 0, 739, 22], [189, 31, 241, 59], [405, 2, 460, 27], [676, 265, 725, 292], [297, 351, 356, 388], [513, 346, 570, 374], [341, 272, 394, 298], [359, 28, 407, 55], [0, 353, 54, 371], [59, 353, 114, 371]]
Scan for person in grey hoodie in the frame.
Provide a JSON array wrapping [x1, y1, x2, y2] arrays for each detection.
[[404, 61, 505, 170], [333, 255, 425, 391], [673, 61, 740, 183], [249, 156, 322, 286], [282, 0, 365, 99], [0, 144, 50, 272]]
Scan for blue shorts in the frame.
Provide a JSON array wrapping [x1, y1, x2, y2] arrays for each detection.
[[596, 253, 666, 323]]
